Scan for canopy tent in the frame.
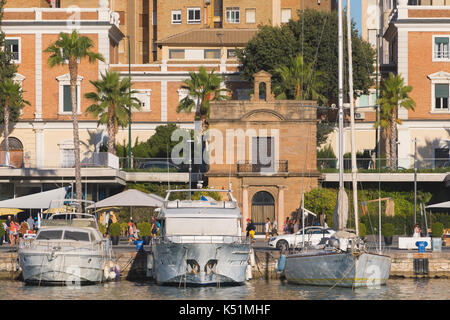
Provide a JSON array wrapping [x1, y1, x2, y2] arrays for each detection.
[[425, 201, 450, 209], [0, 208, 23, 215], [0, 187, 68, 209], [87, 189, 164, 219]]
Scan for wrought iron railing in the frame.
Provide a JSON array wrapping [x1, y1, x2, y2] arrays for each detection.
[[153, 235, 250, 244], [236, 160, 288, 173]]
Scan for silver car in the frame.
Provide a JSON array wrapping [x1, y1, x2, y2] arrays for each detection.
[[268, 226, 336, 250]]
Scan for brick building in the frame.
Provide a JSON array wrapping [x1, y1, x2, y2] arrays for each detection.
[[207, 71, 319, 234]]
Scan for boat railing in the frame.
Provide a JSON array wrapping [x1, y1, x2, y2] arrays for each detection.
[[40, 218, 97, 229], [154, 235, 250, 244], [19, 238, 106, 253]]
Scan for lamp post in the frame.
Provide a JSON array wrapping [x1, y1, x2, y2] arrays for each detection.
[[127, 36, 132, 169], [187, 139, 194, 200], [414, 138, 417, 225], [375, 32, 380, 169]]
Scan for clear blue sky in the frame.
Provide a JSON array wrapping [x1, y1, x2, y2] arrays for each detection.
[[349, 0, 362, 34]]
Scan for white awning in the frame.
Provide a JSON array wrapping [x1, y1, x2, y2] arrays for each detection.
[[88, 189, 164, 209], [426, 201, 450, 209], [0, 187, 69, 209]]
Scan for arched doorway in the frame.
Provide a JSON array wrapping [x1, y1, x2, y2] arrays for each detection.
[[251, 191, 275, 235], [0, 137, 23, 168]]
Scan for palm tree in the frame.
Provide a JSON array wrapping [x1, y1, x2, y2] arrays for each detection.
[[45, 30, 104, 205], [0, 79, 29, 165], [85, 71, 141, 155], [274, 54, 327, 105], [375, 73, 415, 170], [176, 66, 229, 133]]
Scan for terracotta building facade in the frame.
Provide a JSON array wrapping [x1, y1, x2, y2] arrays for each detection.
[[207, 72, 319, 234]]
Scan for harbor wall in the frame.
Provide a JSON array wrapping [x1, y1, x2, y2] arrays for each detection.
[[1, 249, 449, 281]]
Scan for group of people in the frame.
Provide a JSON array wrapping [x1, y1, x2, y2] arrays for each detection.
[[126, 216, 160, 245], [2, 215, 39, 246], [245, 217, 279, 243]]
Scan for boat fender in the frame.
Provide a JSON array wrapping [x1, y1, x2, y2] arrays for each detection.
[[104, 266, 110, 280], [109, 271, 117, 280], [277, 255, 286, 273], [245, 264, 252, 280], [114, 265, 120, 279]]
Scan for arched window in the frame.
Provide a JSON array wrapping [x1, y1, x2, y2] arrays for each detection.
[[0, 137, 23, 168], [259, 82, 267, 100]]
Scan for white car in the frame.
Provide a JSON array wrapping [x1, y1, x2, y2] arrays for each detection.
[[268, 226, 336, 250]]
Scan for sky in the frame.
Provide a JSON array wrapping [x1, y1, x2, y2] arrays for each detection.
[[350, 0, 363, 34]]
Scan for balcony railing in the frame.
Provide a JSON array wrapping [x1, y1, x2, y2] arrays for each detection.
[[318, 157, 450, 172], [236, 160, 288, 173]]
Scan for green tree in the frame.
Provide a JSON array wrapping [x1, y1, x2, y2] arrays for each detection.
[[376, 73, 415, 170], [274, 54, 327, 104], [0, 0, 23, 159], [238, 9, 375, 104], [177, 66, 229, 132], [85, 71, 141, 155], [45, 30, 104, 204], [0, 79, 30, 163]]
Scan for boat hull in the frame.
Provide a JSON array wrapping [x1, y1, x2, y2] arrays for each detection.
[[18, 250, 108, 285], [284, 251, 391, 288], [152, 242, 250, 286]]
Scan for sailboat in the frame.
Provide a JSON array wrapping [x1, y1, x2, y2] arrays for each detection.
[[282, 0, 391, 288]]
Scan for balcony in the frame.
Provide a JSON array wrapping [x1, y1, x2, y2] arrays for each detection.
[[236, 160, 288, 174]]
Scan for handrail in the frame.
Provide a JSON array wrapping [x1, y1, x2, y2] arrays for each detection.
[[153, 235, 249, 244]]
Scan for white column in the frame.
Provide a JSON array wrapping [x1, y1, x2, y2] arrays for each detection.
[[277, 186, 286, 229], [161, 80, 168, 122], [97, 31, 110, 77], [397, 127, 411, 169], [35, 33, 42, 120], [242, 185, 249, 235], [33, 125, 45, 168]]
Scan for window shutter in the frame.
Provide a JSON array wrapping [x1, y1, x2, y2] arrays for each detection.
[[63, 85, 77, 112], [435, 84, 449, 98]]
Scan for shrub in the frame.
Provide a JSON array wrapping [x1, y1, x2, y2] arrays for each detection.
[[120, 222, 128, 236], [98, 223, 106, 235], [109, 223, 121, 237], [138, 222, 151, 237], [0, 220, 5, 236], [431, 222, 444, 238], [359, 222, 366, 238], [382, 223, 395, 237]]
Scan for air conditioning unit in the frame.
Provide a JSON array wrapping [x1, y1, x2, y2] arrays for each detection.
[[355, 112, 365, 120]]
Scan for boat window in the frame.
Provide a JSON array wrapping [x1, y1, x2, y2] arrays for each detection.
[[63, 230, 90, 242], [36, 230, 63, 240]]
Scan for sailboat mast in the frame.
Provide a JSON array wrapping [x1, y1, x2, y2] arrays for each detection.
[[338, 0, 344, 191], [347, 0, 359, 237]]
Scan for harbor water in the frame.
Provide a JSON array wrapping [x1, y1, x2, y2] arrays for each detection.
[[0, 278, 448, 300]]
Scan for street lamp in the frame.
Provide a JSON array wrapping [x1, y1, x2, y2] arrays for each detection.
[[187, 139, 194, 200]]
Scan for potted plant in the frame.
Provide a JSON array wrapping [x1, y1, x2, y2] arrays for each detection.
[[109, 223, 121, 245], [431, 222, 444, 252], [382, 223, 395, 246], [138, 222, 152, 245], [98, 223, 107, 237], [359, 222, 367, 241], [0, 220, 5, 246]]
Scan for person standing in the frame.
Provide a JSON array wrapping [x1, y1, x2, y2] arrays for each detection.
[[272, 219, 278, 237], [413, 224, 421, 238], [27, 215, 34, 231], [265, 218, 271, 241], [151, 217, 158, 240], [246, 218, 256, 243], [128, 219, 134, 245], [5, 216, 11, 244]]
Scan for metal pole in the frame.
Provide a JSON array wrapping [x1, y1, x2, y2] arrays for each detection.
[[128, 36, 132, 169], [375, 33, 380, 169], [188, 139, 193, 200], [338, 0, 344, 190], [414, 138, 417, 225], [347, 0, 359, 237]]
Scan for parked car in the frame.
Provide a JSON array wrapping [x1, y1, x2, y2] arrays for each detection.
[[268, 226, 336, 250], [138, 161, 181, 171]]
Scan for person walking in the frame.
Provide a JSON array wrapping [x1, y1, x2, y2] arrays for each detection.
[[265, 218, 271, 241], [128, 219, 134, 245], [245, 218, 256, 243], [5, 216, 11, 243], [151, 217, 158, 240], [272, 219, 278, 237]]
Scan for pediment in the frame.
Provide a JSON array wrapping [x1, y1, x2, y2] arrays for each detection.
[[241, 109, 285, 121], [428, 71, 450, 80], [56, 73, 84, 82]]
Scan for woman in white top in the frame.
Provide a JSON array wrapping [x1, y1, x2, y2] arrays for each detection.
[[413, 224, 421, 237], [265, 218, 271, 241]]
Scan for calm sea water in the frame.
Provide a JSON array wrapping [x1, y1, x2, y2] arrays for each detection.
[[0, 278, 448, 300]]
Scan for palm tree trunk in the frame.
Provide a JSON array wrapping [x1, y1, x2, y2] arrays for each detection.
[[69, 57, 83, 207], [390, 109, 397, 171], [108, 104, 116, 155], [382, 128, 391, 168], [3, 101, 9, 166]]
